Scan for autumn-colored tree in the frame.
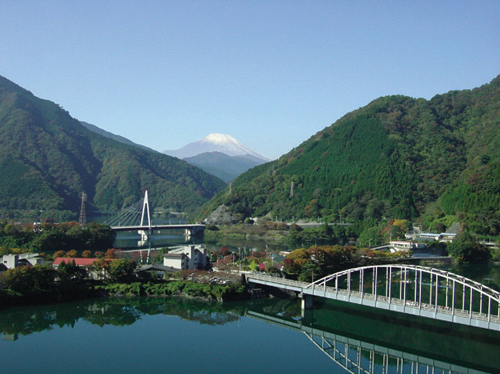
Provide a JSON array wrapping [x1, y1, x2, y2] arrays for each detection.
[[283, 245, 360, 281], [54, 250, 67, 258], [220, 246, 230, 257], [66, 249, 78, 258], [105, 248, 119, 259], [82, 250, 92, 258]]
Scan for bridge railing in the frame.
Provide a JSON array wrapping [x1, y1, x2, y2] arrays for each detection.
[[306, 264, 500, 323], [247, 268, 500, 327]]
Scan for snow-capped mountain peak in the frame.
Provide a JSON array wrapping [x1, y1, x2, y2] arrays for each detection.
[[164, 133, 271, 161]]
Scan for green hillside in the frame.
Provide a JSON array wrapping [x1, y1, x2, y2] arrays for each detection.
[[199, 75, 500, 236], [0, 75, 226, 217]]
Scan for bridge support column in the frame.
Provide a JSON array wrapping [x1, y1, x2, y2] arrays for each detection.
[[300, 293, 314, 311], [138, 229, 150, 241]]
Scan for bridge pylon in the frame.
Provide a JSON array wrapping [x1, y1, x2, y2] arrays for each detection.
[[138, 190, 152, 240]]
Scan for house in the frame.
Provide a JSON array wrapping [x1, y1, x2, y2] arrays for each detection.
[[135, 263, 177, 279], [163, 245, 208, 271], [1, 253, 43, 269], [439, 233, 457, 242], [419, 233, 442, 241], [389, 241, 426, 253], [52, 257, 105, 269], [52, 257, 114, 279]]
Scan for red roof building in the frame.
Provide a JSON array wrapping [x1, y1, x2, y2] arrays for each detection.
[[53, 257, 114, 268]]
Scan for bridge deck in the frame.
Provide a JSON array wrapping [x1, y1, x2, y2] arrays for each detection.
[[110, 224, 205, 231], [246, 273, 500, 331]]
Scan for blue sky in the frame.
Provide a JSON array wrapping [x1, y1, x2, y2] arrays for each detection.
[[1, 1, 499, 160]]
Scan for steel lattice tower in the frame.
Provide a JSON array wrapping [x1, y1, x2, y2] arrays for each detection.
[[79, 191, 87, 225]]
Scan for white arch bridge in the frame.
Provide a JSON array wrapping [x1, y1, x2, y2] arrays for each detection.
[[246, 264, 500, 331]]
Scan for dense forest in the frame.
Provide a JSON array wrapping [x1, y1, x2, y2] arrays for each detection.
[[198, 75, 500, 236], [0, 75, 226, 218]]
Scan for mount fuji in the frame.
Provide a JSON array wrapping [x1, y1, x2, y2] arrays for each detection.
[[164, 134, 272, 182]]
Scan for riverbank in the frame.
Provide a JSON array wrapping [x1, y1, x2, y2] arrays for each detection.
[[97, 279, 249, 302], [0, 277, 251, 309]]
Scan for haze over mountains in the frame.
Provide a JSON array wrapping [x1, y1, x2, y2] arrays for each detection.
[[164, 133, 272, 182]]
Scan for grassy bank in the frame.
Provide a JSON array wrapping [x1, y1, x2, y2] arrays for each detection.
[[97, 280, 248, 301], [0, 278, 250, 308]]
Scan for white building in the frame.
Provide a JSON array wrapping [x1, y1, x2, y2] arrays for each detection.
[[163, 245, 208, 271], [389, 241, 426, 253], [1, 253, 43, 269]]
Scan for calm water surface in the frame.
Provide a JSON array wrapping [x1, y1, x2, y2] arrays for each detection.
[[10, 233, 500, 373], [1, 296, 499, 374]]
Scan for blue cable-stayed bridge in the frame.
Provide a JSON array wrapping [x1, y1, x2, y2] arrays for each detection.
[[104, 191, 204, 239]]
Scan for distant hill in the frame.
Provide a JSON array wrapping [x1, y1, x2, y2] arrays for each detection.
[[165, 133, 271, 182], [80, 121, 155, 152], [198, 75, 500, 236], [0, 75, 226, 217], [184, 151, 264, 183]]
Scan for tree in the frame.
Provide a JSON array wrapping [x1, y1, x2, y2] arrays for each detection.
[[0, 265, 57, 295], [107, 259, 137, 282], [53, 250, 67, 258], [283, 245, 360, 280], [67, 249, 78, 258], [105, 248, 118, 259], [447, 231, 490, 264], [57, 260, 86, 282]]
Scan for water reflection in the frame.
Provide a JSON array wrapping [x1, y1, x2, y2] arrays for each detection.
[[0, 297, 243, 339], [246, 299, 499, 374], [1, 297, 498, 373]]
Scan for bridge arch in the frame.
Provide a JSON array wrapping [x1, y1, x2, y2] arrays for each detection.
[[305, 264, 500, 329], [246, 264, 500, 331]]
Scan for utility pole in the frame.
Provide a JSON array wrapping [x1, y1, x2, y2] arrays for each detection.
[[239, 247, 242, 273]]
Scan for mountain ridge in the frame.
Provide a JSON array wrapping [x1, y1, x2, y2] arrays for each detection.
[[0, 74, 226, 217], [197, 74, 500, 236]]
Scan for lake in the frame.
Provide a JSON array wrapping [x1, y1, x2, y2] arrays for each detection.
[[6, 230, 496, 373], [1, 296, 498, 374]]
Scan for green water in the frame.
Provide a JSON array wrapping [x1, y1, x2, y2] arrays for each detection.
[[1, 296, 498, 374]]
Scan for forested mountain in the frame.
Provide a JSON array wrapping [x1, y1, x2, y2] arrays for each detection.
[[0, 75, 226, 217], [199, 75, 500, 236]]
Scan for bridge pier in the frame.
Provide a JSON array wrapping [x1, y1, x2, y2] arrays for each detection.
[[138, 229, 151, 241], [184, 226, 205, 238], [300, 293, 314, 310]]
